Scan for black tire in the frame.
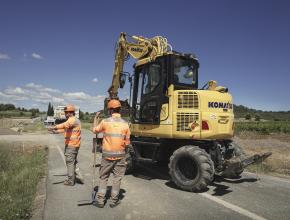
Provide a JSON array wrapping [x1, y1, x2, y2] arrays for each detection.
[[125, 145, 135, 175], [222, 143, 246, 178], [169, 145, 214, 192]]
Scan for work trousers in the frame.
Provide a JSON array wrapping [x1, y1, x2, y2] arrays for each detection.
[[97, 157, 126, 204], [64, 146, 80, 183]]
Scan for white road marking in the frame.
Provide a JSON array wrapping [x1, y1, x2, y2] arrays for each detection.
[[138, 164, 268, 219], [55, 145, 66, 165], [199, 192, 267, 220]]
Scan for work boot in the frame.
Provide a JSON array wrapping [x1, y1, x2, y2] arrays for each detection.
[[93, 201, 104, 208], [109, 200, 121, 208], [75, 167, 84, 184], [75, 177, 84, 184], [63, 179, 74, 186]]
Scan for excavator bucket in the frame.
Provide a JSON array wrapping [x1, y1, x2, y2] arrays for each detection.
[[222, 152, 272, 177]]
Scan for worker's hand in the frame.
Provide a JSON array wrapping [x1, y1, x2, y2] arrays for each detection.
[[50, 130, 57, 134], [47, 126, 55, 131], [95, 112, 101, 119]]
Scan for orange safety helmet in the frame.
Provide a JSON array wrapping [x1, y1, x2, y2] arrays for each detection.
[[64, 104, 75, 112], [107, 99, 121, 109]]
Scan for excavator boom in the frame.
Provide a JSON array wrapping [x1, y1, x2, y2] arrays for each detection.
[[107, 32, 171, 100]]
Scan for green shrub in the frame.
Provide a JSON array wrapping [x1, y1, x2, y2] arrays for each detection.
[[235, 121, 290, 134]]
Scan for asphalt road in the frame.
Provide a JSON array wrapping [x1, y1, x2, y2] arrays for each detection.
[[43, 130, 290, 220]]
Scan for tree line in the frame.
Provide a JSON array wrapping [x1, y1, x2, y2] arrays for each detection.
[[0, 103, 40, 113], [234, 104, 290, 121]]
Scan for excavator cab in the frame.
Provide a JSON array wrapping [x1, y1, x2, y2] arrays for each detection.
[[131, 53, 199, 125]]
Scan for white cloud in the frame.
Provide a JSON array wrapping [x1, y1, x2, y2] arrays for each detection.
[[52, 97, 65, 103], [32, 103, 39, 107], [26, 82, 42, 89], [63, 92, 91, 101], [31, 53, 43, 60], [0, 83, 106, 112], [92, 78, 98, 83], [42, 87, 61, 93], [0, 53, 10, 60], [25, 83, 60, 93], [4, 87, 26, 95]]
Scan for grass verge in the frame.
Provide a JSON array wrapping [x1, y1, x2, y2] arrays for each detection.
[[22, 121, 47, 133], [235, 121, 290, 135], [0, 142, 47, 220]]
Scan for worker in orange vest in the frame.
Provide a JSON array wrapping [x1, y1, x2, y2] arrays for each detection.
[[48, 104, 83, 186], [92, 99, 130, 208]]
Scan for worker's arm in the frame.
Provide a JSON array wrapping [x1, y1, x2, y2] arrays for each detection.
[[53, 128, 65, 134], [48, 118, 74, 133], [56, 117, 75, 129], [92, 112, 101, 131], [124, 125, 131, 147], [92, 112, 104, 133]]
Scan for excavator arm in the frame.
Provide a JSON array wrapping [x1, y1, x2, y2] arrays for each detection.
[[107, 32, 171, 100]]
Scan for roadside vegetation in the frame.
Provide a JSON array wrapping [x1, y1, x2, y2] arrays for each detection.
[[0, 142, 47, 220], [235, 121, 290, 135], [0, 104, 45, 119], [22, 121, 47, 133]]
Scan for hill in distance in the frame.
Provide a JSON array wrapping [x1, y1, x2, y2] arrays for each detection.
[[234, 105, 290, 121]]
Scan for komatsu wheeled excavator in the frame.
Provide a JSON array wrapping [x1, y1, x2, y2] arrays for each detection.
[[103, 32, 271, 191]]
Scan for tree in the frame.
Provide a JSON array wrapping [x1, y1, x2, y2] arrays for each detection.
[[79, 110, 84, 120], [47, 102, 54, 116], [0, 104, 15, 111], [245, 113, 251, 120], [51, 105, 54, 116], [255, 114, 261, 121], [31, 109, 37, 118]]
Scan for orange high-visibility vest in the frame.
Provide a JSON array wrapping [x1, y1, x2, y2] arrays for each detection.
[[55, 116, 81, 148], [93, 113, 130, 160]]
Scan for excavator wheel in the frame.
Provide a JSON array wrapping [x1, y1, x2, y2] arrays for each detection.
[[125, 145, 135, 175], [222, 143, 246, 178], [169, 145, 214, 192]]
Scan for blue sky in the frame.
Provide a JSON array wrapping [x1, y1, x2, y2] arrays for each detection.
[[0, 0, 289, 112]]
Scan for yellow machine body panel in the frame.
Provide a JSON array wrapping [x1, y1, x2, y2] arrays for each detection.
[[131, 85, 234, 140]]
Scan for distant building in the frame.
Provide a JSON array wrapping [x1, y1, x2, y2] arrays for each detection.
[[54, 105, 79, 124], [44, 116, 55, 125]]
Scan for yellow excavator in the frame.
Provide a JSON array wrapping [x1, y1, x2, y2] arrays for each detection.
[[104, 32, 271, 191]]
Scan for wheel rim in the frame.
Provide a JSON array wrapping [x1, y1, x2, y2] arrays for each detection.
[[177, 156, 199, 182]]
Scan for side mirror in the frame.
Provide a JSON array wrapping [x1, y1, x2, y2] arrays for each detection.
[[120, 74, 126, 88]]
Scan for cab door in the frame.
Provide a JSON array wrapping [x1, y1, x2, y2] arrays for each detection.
[[132, 57, 167, 125]]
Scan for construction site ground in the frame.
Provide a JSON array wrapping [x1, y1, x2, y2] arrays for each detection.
[[0, 128, 290, 220]]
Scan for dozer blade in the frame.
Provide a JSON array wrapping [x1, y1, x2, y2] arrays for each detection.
[[223, 152, 272, 176]]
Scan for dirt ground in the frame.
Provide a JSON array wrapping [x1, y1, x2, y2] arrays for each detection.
[[234, 132, 290, 177], [0, 128, 19, 135]]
